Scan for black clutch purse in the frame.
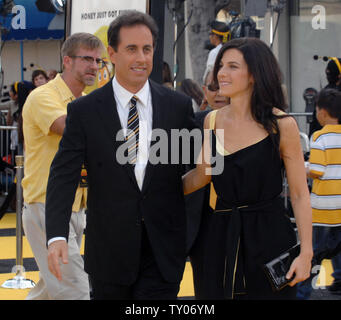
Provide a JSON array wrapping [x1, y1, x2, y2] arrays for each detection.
[[263, 243, 300, 291]]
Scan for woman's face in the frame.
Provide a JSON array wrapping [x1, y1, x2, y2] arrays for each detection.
[[217, 48, 254, 99]]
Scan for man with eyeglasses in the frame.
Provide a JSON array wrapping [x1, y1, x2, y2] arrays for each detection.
[[21, 32, 105, 300]]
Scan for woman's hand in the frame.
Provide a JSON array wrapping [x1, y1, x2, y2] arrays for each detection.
[[286, 252, 313, 286]]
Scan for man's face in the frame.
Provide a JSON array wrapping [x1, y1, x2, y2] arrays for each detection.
[[67, 47, 103, 87], [108, 24, 154, 93]]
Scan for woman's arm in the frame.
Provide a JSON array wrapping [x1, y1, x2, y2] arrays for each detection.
[[183, 114, 212, 195], [279, 116, 313, 286]]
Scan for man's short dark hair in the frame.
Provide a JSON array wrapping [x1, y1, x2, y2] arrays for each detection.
[[107, 10, 159, 51], [317, 88, 341, 123]]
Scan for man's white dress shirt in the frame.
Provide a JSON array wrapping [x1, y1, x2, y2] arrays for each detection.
[[112, 77, 153, 190]]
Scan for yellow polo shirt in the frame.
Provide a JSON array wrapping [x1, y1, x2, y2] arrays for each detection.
[[22, 74, 87, 211]]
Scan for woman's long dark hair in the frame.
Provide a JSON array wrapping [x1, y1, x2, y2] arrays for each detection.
[[212, 38, 289, 149]]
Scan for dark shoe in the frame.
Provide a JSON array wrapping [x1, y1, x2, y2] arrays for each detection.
[[327, 281, 341, 295]]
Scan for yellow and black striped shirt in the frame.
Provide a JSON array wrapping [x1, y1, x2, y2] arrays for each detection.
[[309, 124, 341, 226]]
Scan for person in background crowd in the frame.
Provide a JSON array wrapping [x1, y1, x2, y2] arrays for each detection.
[[14, 81, 35, 154], [297, 88, 341, 299], [309, 57, 341, 137], [6, 83, 19, 156], [32, 70, 49, 88], [0, 82, 19, 126], [325, 58, 341, 91], [203, 20, 230, 83], [47, 69, 58, 81], [162, 61, 173, 89], [0, 82, 19, 164], [22, 32, 105, 300], [179, 78, 204, 112], [200, 67, 229, 112]]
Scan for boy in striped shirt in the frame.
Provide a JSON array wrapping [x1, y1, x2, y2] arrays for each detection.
[[308, 88, 341, 295]]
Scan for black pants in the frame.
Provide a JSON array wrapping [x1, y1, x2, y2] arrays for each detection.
[[91, 224, 180, 300]]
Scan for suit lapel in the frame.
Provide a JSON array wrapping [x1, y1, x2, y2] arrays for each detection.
[[141, 80, 164, 194], [95, 80, 121, 138], [95, 80, 140, 191]]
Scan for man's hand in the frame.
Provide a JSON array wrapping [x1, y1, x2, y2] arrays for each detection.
[[47, 240, 68, 281]]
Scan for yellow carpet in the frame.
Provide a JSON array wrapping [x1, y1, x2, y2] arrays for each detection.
[[0, 261, 334, 300], [0, 213, 194, 299], [0, 263, 194, 300], [0, 213, 335, 300], [0, 213, 16, 229], [0, 236, 34, 260]]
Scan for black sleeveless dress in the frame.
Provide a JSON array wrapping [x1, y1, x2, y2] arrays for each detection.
[[202, 112, 297, 300]]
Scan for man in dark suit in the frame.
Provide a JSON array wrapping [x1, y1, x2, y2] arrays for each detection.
[[45, 10, 195, 300]]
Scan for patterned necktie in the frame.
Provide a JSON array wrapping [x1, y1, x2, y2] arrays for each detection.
[[126, 96, 139, 165]]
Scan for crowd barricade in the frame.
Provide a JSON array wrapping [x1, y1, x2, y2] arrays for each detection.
[[0, 124, 18, 195], [1, 155, 35, 289]]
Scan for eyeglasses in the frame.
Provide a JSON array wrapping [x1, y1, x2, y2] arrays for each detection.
[[70, 55, 107, 69]]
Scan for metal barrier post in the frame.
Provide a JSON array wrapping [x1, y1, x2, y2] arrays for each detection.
[[1, 155, 35, 289], [15, 155, 24, 270]]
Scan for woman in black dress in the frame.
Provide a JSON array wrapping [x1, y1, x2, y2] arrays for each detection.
[[183, 38, 313, 299]]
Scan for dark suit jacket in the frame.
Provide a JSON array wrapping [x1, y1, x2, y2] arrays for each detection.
[[45, 79, 196, 285]]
